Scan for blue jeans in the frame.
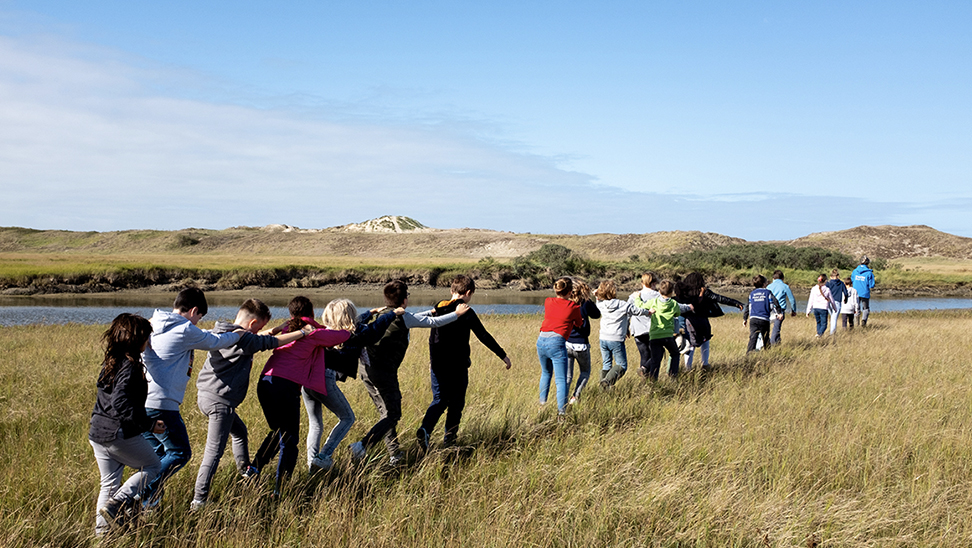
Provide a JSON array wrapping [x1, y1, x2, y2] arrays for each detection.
[[599, 339, 628, 386], [812, 309, 829, 335], [302, 369, 356, 463], [142, 408, 191, 502], [537, 334, 569, 413]]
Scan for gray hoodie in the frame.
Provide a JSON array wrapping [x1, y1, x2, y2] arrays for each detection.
[[142, 310, 241, 411], [628, 288, 661, 337], [196, 321, 281, 408], [596, 298, 652, 342]]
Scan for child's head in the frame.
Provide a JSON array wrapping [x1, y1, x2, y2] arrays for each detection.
[[450, 275, 476, 302], [844, 276, 853, 286], [287, 295, 314, 332], [752, 274, 767, 289], [817, 273, 827, 285], [679, 272, 705, 298], [235, 298, 272, 334], [571, 280, 593, 303], [641, 272, 659, 289], [384, 280, 409, 307], [322, 299, 358, 332], [553, 277, 573, 298], [657, 280, 675, 297], [772, 269, 785, 281], [100, 313, 153, 383], [830, 268, 840, 279], [173, 287, 208, 324], [595, 280, 616, 300]]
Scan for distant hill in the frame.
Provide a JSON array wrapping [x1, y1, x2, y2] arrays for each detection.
[[0, 221, 969, 261], [783, 225, 972, 260]]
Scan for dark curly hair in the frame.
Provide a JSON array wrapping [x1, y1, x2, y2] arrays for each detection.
[[99, 313, 152, 385]]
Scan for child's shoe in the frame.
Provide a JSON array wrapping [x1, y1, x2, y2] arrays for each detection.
[[189, 499, 208, 512], [388, 452, 404, 466], [415, 427, 430, 452], [349, 441, 366, 463], [309, 454, 333, 472]]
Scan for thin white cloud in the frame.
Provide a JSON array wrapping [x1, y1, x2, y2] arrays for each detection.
[[1, 33, 968, 242]]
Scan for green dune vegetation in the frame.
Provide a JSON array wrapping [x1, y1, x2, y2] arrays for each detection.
[[2, 225, 971, 295], [3, 311, 972, 546]]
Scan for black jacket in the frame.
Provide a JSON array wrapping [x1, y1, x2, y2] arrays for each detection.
[[429, 299, 506, 369], [89, 358, 154, 443], [326, 310, 396, 380]]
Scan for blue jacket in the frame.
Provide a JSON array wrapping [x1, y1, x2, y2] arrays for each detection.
[[743, 288, 782, 322], [766, 279, 797, 313], [825, 279, 848, 306], [851, 265, 875, 298]]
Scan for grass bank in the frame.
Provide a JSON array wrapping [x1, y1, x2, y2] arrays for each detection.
[[3, 310, 972, 546]]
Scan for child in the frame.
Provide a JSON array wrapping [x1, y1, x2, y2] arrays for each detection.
[[416, 275, 512, 450], [825, 269, 848, 335], [766, 270, 798, 344], [565, 280, 600, 404], [89, 314, 166, 536], [141, 287, 242, 507], [743, 275, 783, 352], [806, 273, 837, 337], [536, 277, 583, 415], [252, 296, 350, 492], [350, 280, 468, 465], [191, 299, 310, 510], [634, 280, 685, 380], [840, 276, 859, 330], [676, 272, 744, 370], [595, 280, 651, 389], [852, 256, 876, 326], [627, 272, 661, 379], [302, 299, 404, 472]]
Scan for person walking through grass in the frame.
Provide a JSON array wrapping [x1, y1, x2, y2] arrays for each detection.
[[627, 272, 661, 380], [633, 280, 687, 380], [766, 270, 798, 344], [676, 272, 744, 370], [252, 296, 348, 494], [89, 313, 166, 536], [537, 277, 583, 415], [416, 275, 511, 450], [839, 277, 860, 330], [302, 299, 403, 472], [806, 274, 837, 338], [825, 269, 848, 335], [595, 279, 651, 388], [852, 256, 876, 327], [743, 275, 783, 353], [565, 280, 600, 403]]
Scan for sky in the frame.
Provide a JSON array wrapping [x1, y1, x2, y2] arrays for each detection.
[[0, 1, 969, 240]]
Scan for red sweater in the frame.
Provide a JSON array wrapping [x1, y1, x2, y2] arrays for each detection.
[[539, 297, 583, 340]]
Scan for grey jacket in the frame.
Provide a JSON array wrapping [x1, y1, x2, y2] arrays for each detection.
[[195, 321, 280, 408], [596, 298, 652, 342]]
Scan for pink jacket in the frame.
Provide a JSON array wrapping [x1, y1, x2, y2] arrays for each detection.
[[260, 317, 351, 395], [806, 284, 836, 314]]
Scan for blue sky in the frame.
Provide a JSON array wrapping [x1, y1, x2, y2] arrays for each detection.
[[1, 1, 969, 240]]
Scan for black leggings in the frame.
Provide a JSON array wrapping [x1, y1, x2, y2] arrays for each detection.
[[647, 337, 680, 381]]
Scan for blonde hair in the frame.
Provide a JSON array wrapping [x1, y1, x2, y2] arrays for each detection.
[[641, 272, 658, 289], [322, 299, 358, 333], [570, 280, 592, 303], [553, 277, 573, 297], [595, 280, 617, 300]]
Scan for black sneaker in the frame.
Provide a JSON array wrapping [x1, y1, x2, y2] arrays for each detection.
[[416, 427, 430, 452]]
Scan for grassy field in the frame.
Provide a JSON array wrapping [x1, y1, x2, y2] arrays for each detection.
[[3, 310, 972, 546]]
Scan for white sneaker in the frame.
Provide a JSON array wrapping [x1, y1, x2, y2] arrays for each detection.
[[189, 499, 208, 512], [388, 452, 404, 466], [309, 454, 333, 472], [568, 396, 578, 405], [349, 441, 366, 463]]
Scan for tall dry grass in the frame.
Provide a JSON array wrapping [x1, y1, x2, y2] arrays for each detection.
[[2, 309, 972, 547]]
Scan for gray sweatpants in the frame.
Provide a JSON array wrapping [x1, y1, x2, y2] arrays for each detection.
[[90, 434, 161, 535], [193, 392, 250, 502]]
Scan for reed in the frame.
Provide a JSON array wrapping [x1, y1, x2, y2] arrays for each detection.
[[2, 309, 971, 546]]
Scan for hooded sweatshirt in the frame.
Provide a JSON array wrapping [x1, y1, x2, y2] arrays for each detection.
[[851, 264, 875, 298], [634, 295, 683, 339], [596, 298, 652, 342], [143, 310, 241, 411], [196, 321, 282, 408], [628, 287, 661, 337], [260, 318, 351, 396]]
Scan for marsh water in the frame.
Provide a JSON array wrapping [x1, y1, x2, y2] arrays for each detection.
[[0, 289, 968, 326]]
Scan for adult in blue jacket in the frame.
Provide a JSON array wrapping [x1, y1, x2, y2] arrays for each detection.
[[851, 256, 876, 326]]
